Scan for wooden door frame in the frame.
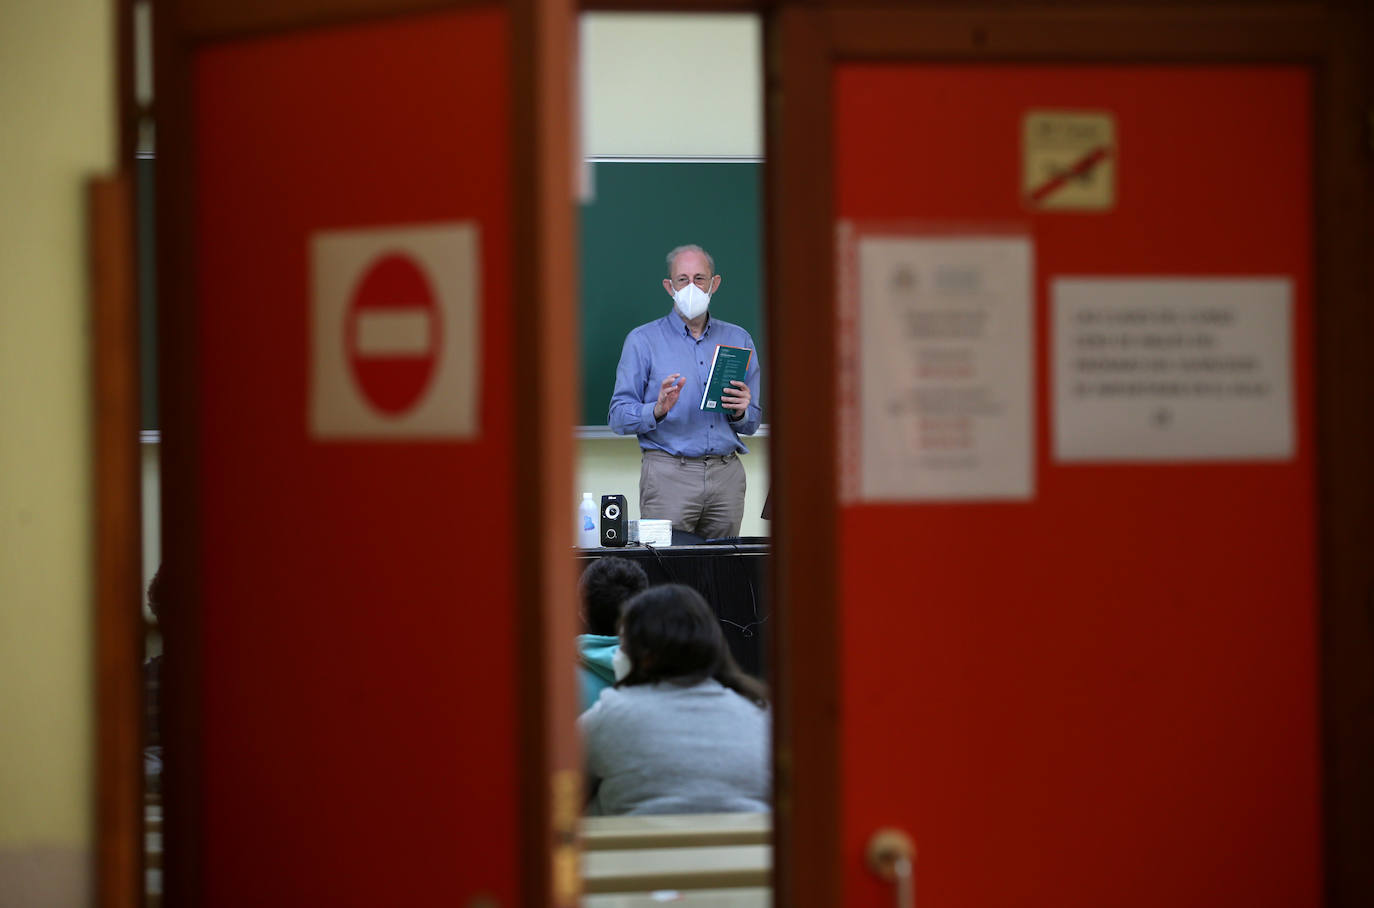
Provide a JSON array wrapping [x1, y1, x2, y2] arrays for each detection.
[[93, 1, 146, 905], [92, 168, 143, 908], [145, 1, 576, 904], [767, 3, 1372, 907]]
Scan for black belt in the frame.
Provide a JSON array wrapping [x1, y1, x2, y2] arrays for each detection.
[[646, 450, 738, 465]]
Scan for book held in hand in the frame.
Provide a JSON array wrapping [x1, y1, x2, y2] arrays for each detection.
[[700, 344, 753, 412]]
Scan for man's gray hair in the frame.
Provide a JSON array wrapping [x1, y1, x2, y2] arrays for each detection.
[[665, 244, 715, 276]]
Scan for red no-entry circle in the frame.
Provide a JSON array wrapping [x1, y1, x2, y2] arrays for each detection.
[[345, 252, 441, 416]]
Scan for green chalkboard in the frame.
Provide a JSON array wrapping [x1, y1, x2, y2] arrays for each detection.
[[579, 162, 765, 427]]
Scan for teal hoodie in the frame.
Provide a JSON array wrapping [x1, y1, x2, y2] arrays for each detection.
[[577, 634, 619, 714]]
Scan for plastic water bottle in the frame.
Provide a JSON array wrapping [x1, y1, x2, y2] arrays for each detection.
[[578, 492, 599, 548]]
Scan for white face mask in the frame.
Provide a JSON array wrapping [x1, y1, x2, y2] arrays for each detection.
[[612, 647, 633, 682], [672, 281, 712, 321]]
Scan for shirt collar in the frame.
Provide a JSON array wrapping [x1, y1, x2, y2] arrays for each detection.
[[667, 310, 711, 337]]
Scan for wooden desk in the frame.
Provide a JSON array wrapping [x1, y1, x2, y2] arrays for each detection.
[[582, 844, 771, 894], [582, 813, 770, 850], [583, 888, 770, 907]]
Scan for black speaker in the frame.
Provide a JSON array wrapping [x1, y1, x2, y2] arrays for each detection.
[[600, 494, 627, 547]]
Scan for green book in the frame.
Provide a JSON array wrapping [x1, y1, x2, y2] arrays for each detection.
[[700, 344, 753, 412]]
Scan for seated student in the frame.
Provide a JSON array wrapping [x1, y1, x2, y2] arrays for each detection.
[[579, 584, 770, 816], [577, 556, 650, 713]]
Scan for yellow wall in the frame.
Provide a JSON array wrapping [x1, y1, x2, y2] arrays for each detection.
[[0, 0, 114, 900]]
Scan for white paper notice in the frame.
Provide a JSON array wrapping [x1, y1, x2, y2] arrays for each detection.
[[841, 233, 1034, 502], [1053, 278, 1293, 461]]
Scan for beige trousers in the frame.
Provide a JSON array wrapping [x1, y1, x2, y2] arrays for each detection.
[[639, 449, 747, 540]]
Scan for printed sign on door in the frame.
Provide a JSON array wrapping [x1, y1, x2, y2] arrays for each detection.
[[1052, 277, 1294, 461], [837, 226, 1035, 502], [310, 222, 480, 439]]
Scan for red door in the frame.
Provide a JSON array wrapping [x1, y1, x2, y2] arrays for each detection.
[[158, 4, 578, 905], [768, 13, 1325, 905], [831, 62, 1319, 907]]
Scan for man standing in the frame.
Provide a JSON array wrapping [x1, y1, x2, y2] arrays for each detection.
[[609, 244, 762, 539]]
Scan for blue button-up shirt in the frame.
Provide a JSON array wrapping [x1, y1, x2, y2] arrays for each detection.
[[608, 311, 762, 457]]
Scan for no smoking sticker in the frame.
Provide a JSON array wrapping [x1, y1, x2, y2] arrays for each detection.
[[311, 222, 480, 440], [1023, 110, 1116, 211]]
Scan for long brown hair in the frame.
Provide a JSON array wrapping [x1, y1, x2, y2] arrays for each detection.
[[617, 583, 767, 707]]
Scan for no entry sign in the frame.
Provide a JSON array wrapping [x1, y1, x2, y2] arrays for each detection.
[[346, 253, 441, 415], [311, 222, 480, 439]]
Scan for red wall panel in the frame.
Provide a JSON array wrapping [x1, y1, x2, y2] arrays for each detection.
[[835, 65, 1318, 906], [194, 10, 517, 904]]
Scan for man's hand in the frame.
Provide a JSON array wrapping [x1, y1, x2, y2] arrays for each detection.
[[721, 380, 751, 421], [654, 374, 687, 421]]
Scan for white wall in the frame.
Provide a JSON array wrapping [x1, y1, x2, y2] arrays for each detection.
[[580, 12, 768, 537], [0, 0, 114, 902], [580, 13, 762, 159]]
